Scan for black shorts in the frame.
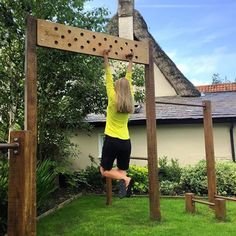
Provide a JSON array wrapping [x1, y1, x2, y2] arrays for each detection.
[[100, 135, 131, 171]]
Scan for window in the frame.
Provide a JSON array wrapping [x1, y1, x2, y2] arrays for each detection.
[[98, 133, 105, 158]]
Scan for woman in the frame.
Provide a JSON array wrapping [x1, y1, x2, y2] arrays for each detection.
[[99, 49, 134, 198]]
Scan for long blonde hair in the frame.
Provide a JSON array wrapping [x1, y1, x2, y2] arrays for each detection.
[[115, 78, 134, 113]]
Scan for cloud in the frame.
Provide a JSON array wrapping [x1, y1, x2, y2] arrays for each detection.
[[137, 4, 212, 8], [152, 26, 205, 41], [172, 49, 236, 85], [166, 50, 177, 59]]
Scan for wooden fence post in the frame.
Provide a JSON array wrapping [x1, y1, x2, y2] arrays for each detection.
[[185, 193, 195, 213], [215, 198, 226, 220], [7, 131, 32, 236]]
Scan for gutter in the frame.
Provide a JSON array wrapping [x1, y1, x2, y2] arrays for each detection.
[[230, 123, 235, 162]]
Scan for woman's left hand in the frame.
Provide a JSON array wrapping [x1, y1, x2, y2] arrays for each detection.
[[125, 52, 134, 61]]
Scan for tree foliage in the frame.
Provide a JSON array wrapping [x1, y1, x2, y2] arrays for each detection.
[[211, 73, 236, 84], [0, 1, 146, 167], [0, 0, 110, 162]]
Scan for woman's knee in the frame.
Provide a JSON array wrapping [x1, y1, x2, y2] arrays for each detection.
[[100, 166, 105, 176], [100, 166, 109, 177]]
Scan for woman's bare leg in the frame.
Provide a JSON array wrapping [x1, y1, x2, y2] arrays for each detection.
[[100, 166, 131, 187]]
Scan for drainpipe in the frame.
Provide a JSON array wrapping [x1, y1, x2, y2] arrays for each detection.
[[230, 123, 235, 162]]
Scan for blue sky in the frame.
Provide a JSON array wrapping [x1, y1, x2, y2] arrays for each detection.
[[84, 0, 236, 85]]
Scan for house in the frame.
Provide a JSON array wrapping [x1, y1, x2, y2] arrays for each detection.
[[70, 1, 235, 169], [71, 88, 236, 168]]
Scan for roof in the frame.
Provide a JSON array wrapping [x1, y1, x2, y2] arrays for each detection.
[[197, 83, 236, 93], [86, 91, 236, 124], [106, 9, 200, 97]]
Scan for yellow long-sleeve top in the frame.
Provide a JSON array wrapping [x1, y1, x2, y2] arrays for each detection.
[[104, 66, 133, 140]]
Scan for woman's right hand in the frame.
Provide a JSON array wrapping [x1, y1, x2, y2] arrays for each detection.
[[103, 49, 110, 57]]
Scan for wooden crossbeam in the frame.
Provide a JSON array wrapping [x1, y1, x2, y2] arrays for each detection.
[[192, 199, 215, 206], [37, 19, 149, 64], [215, 195, 236, 202]]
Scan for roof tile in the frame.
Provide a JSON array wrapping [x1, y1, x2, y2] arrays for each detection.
[[197, 83, 236, 93]]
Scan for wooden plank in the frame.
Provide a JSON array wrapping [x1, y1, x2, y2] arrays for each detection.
[[25, 15, 37, 236], [37, 19, 149, 64], [106, 177, 112, 205], [185, 193, 195, 213], [156, 101, 204, 108], [193, 199, 215, 206], [215, 198, 226, 221], [7, 131, 32, 236], [130, 157, 148, 160], [215, 195, 236, 202], [145, 40, 161, 221], [203, 100, 216, 204]]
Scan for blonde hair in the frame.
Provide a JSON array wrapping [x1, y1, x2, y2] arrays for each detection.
[[115, 78, 134, 113]]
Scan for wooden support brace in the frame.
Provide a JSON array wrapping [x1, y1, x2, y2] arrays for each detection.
[[145, 41, 161, 221], [106, 177, 112, 205], [7, 131, 32, 236], [185, 193, 195, 213], [215, 198, 226, 221], [37, 19, 149, 64], [215, 195, 236, 202], [203, 100, 216, 204], [25, 15, 37, 236]]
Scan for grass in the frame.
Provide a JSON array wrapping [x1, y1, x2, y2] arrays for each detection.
[[37, 195, 236, 236]]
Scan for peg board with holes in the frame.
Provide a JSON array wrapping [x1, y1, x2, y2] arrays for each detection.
[[37, 19, 149, 64]]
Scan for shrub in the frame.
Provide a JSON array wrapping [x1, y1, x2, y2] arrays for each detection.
[[59, 165, 106, 193], [180, 160, 208, 195], [180, 160, 236, 196], [128, 165, 148, 193], [158, 156, 182, 183], [36, 159, 58, 210], [216, 161, 236, 196], [0, 157, 8, 235], [160, 180, 181, 195]]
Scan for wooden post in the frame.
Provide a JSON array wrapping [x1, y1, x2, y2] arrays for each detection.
[[203, 101, 216, 204], [185, 193, 195, 213], [25, 15, 37, 236], [145, 40, 161, 221], [215, 198, 226, 221], [106, 177, 112, 205], [8, 131, 32, 236]]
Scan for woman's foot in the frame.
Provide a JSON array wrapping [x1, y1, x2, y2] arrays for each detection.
[[118, 179, 127, 198], [126, 179, 134, 198]]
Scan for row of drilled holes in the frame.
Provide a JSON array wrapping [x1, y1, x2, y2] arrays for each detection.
[[54, 40, 138, 58], [54, 26, 138, 47], [53, 27, 139, 58]]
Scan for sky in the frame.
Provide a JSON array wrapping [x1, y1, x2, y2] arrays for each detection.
[[84, 0, 236, 85]]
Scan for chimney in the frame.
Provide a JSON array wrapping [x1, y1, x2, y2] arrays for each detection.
[[118, 0, 134, 40]]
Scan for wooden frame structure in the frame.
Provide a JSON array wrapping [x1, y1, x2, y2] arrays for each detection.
[[0, 15, 161, 236], [2, 15, 235, 236], [163, 100, 236, 219], [156, 100, 217, 203], [185, 193, 226, 220]]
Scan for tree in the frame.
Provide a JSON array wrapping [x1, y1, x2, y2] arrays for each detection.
[[0, 0, 110, 164], [211, 73, 236, 84]]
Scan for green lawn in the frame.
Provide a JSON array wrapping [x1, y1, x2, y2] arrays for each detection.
[[37, 195, 236, 236]]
